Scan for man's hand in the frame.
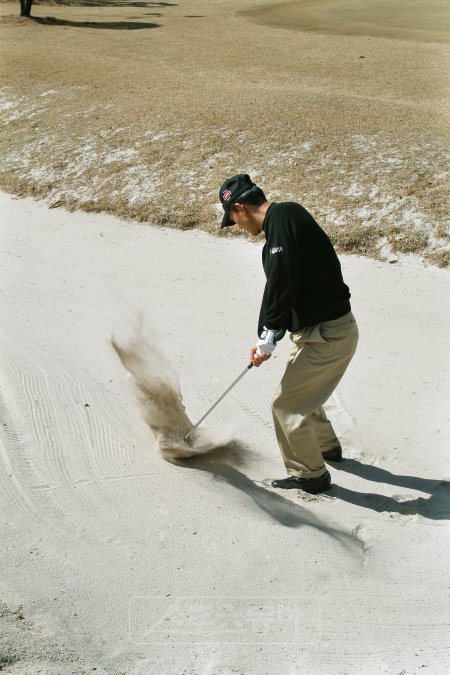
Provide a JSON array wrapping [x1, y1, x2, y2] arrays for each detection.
[[250, 345, 272, 367], [250, 326, 285, 366]]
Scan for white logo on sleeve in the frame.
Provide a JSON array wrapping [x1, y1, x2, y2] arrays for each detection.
[[270, 246, 283, 254]]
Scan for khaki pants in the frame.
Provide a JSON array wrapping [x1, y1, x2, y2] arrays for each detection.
[[272, 311, 358, 478]]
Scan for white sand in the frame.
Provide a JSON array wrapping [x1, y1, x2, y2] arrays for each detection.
[[0, 191, 449, 674]]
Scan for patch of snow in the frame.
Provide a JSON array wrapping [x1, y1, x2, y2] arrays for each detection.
[[344, 182, 364, 198], [324, 210, 347, 226], [103, 149, 138, 165], [0, 100, 15, 111], [355, 205, 374, 220], [397, 207, 426, 228], [0, 91, 43, 123], [144, 130, 172, 142], [378, 238, 400, 263], [386, 156, 404, 166]]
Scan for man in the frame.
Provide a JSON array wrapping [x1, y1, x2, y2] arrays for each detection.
[[219, 174, 358, 493]]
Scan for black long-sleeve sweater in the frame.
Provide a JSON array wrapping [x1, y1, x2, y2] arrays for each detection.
[[258, 202, 351, 336]]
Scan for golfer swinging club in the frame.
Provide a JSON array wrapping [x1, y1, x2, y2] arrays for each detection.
[[219, 174, 359, 493]]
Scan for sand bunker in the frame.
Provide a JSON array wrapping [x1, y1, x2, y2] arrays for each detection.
[[111, 323, 233, 460]]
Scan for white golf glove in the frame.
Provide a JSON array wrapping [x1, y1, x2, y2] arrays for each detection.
[[256, 328, 279, 356]]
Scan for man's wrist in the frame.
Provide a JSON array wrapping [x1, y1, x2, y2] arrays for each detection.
[[256, 327, 278, 355]]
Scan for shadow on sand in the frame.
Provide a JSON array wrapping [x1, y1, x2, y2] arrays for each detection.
[[173, 441, 361, 557], [328, 458, 450, 520]]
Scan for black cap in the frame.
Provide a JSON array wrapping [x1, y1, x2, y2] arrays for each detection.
[[219, 174, 256, 229]]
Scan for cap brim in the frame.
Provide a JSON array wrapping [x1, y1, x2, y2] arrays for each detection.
[[220, 209, 235, 229]]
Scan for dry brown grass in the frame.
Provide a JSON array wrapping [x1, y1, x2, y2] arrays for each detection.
[[424, 248, 450, 268], [0, 0, 448, 265]]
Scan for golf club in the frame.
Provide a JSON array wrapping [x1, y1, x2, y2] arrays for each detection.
[[184, 363, 254, 441]]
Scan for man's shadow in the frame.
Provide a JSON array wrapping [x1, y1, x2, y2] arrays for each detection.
[[328, 458, 450, 520], [172, 442, 361, 556]]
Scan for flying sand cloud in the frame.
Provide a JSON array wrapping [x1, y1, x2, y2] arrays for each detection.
[[111, 322, 234, 460]]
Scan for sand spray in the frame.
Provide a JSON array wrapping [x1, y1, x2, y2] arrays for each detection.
[[111, 320, 235, 460]]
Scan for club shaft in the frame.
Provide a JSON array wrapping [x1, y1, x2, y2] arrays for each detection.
[[184, 363, 253, 440]]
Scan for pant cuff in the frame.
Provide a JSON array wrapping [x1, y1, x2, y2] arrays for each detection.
[[288, 467, 327, 479], [320, 443, 341, 452]]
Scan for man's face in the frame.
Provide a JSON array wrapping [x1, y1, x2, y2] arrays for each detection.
[[230, 203, 261, 236]]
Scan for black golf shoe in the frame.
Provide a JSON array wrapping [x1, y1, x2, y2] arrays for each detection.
[[321, 445, 342, 462], [271, 470, 331, 493]]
